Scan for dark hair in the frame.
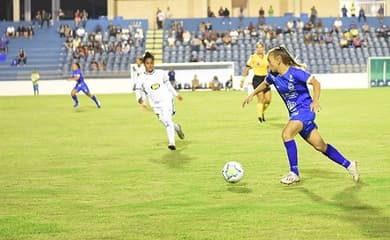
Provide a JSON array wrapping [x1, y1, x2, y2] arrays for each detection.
[[74, 62, 81, 69], [143, 51, 154, 62], [268, 45, 306, 69]]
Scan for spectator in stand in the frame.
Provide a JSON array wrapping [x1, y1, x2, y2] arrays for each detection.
[[32, 11, 42, 28], [135, 27, 144, 45], [98, 60, 105, 71], [190, 37, 201, 52], [333, 17, 343, 33], [17, 48, 27, 65], [239, 6, 244, 27], [156, 8, 165, 29], [27, 25, 34, 38], [58, 8, 65, 20], [343, 30, 353, 45], [16, 24, 25, 38], [74, 9, 81, 27], [166, 6, 172, 19], [182, 30, 191, 45], [223, 32, 232, 45], [353, 37, 362, 48], [81, 9, 88, 27], [340, 36, 349, 48], [341, 5, 348, 17], [303, 21, 314, 32], [222, 7, 230, 25], [350, 3, 356, 17], [324, 32, 333, 44], [90, 59, 98, 70], [192, 74, 200, 91], [205, 21, 212, 30], [190, 51, 199, 62], [209, 76, 221, 91], [309, 6, 317, 24], [297, 19, 304, 31], [76, 26, 86, 38], [168, 67, 176, 87], [268, 5, 274, 17], [377, 4, 384, 24], [6, 25, 15, 37], [285, 19, 294, 34], [41, 10, 51, 28], [358, 7, 366, 22], [122, 42, 130, 54], [316, 19, 323, 30], [362, 22, 369, 33], [258, 6, 266, 26], [218, 6, 224, 17], [58, 24, 65, 37], [349, 23, 359, 37], [64, 24, 72, 37], [207, 6, 215, 17], [64, 37, 73, 50], [0, 33, 9, 53]]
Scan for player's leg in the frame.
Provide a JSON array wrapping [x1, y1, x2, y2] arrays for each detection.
[[71, 88, 79, 108], [36, 84, 39, 95], [263, 89, 272, 117], [256, 92, 265, 123], [280, 120, 303, 184], [305, 129, 359, 181], [157, 107, 176, 150], [83, 84, 101, 108]]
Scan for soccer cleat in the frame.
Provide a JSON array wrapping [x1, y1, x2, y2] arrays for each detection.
[[347, 160, 359, 182], [258, 117, 263, 123], [73, 102, 79, 108], [168, 145, 176, 151], [175, 124, 185, 139], [96, 100, 101, 108], [280, 171, 300, 185], [262, 114, 266, 122]]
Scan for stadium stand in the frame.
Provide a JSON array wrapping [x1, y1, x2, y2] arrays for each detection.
[[0, 16, 388, 80]]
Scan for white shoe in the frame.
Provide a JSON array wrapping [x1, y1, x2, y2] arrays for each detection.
[[280, 172, 300, 185], [347, 161, 359, 182], [175, 124, 185, 139]]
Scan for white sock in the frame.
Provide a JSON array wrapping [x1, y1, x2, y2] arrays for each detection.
[[166, 123, 175, 146], [173, 123, 180, 132]]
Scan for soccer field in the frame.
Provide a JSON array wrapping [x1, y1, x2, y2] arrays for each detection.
[[1, 89, 390, 240]]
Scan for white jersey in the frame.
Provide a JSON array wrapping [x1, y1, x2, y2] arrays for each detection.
[[132, 64, 145, 83], [135, 69, 178, 108]]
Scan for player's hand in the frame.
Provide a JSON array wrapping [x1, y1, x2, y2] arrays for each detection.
[[240, 78, 245, 88], [177, 95, 183, 101], [141, 103, 148, 110], [242, 94, 253, 108], [310, 100, 321, 112]]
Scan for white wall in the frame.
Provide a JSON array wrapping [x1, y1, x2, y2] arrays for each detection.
[[0, 73, 369, 96]]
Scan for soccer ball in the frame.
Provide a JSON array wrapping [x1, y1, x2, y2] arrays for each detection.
[[222, 161, 244, 183]]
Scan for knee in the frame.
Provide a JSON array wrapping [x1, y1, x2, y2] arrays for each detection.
[[281, 131, 293, 141], [312, 143, 327, 152]]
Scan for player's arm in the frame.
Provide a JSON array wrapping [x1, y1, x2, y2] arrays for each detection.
[[240, 65, 251, 88], [164, 75, 183, 101], [68, 74, 80, 81], [242, 81, 269, 107], [307, 76, 321, 112]]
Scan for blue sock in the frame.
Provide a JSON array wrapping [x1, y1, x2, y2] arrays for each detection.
[[72, 95, 78, 104], [323, 144, 351, 168], [284, 140, 299, 175], [91, 95, 99, 105]]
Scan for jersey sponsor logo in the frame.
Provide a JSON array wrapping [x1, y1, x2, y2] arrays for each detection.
[[151, 83, 160, 90]]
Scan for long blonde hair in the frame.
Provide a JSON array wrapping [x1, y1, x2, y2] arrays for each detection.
[[267, 45, 306, 69]]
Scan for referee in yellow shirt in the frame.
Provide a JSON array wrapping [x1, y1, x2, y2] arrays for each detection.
[[241, 42, 272, 123]]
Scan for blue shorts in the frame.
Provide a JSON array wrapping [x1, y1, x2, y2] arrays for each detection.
[[33, 84, 39, 91], [290, 110, 318, 139], [73, 82, 90, 94]]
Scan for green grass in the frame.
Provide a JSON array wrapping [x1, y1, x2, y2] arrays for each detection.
[[0, 89, 390, 240]]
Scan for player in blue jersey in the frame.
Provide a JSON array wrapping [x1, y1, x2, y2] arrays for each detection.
[[242, 45, 359, 184], [68, 63, 101, 108]]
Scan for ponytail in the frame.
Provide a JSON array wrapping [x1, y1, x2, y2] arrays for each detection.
[[268, 45, 306, 69]]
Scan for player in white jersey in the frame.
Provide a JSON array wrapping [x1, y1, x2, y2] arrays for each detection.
[[132, 56, 147, 106], [135, 52, 185, 150]]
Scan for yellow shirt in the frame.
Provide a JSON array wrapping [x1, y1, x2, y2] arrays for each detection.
[[246, 54, 268, 76], [31, 72, 40, 84]]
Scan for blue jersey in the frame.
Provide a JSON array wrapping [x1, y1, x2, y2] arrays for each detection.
[[265, 67, 313, 116], [72, 69, 85, 84], [168, 71, 175, 81]]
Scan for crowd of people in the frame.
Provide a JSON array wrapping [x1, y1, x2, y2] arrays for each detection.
[[61, 20, 144, 71]]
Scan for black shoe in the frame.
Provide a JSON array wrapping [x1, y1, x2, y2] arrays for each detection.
[[258, 117, 263, 123], [168, 145, 176, 150], [262, 114, 266, 122]]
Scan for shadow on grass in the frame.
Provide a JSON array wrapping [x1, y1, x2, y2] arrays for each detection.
[[299, 183, 390, 239], [150, 141, 194, 168], [226, 182, 252, 194]]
